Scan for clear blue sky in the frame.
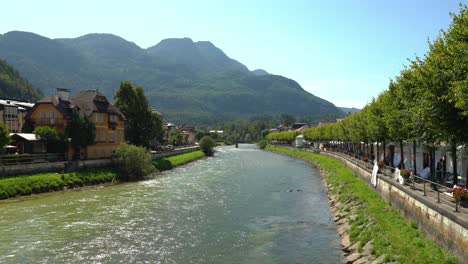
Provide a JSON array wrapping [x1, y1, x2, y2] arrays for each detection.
[[1, 0, 465, 108]]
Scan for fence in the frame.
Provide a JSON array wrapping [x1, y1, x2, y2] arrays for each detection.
[[328, 150, 468, 214], [0, 153, 66, 166]]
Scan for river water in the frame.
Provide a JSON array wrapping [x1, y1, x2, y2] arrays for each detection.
[[0, 145, 342, 263]]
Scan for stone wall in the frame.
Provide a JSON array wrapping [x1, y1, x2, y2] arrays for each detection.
[[152, 146, 200, 159], [324, 152, 468, 263]]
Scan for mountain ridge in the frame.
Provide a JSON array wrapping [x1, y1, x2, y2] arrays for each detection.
[[0, 31, 343, 124]]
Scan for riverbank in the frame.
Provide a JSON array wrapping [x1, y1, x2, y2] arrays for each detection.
[[154, 150, 206, 171], [266, 146, 458, 264], [0, 150, 206, 200], [0, 168, 118, 199]]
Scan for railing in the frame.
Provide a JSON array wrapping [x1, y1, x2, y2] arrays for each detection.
[[326, 149, 467, 214], [0, 153, 66, 167], [32, 118, 66, 126]]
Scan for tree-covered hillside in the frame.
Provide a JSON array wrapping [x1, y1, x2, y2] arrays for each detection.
[[0, 31, 343, 124], [0, 58, 42, 101]]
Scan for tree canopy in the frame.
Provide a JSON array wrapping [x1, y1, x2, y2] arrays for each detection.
[[114, 81, 163, 148]]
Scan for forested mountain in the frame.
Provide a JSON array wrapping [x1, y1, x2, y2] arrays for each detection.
[[0, 31, 343, 124], [0, 58, 42, 101]]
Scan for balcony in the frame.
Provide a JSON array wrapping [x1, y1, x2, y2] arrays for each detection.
[[32, 118, 66, 126], [108, 121, 117, 129]]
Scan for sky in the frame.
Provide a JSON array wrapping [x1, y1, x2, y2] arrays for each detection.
[[1, 0, 466, 108]]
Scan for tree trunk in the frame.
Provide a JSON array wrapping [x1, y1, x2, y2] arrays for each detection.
[[430, 143, 436, 183], [451, 141, 458, 186], [413, 141, 417, 175], [400, 141, 405, 169], [383, 140, 386, 165], [377, 141, 380, 163]]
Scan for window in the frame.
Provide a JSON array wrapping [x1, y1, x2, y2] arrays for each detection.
[[95, 131, 99, 142], [109, 115, 117, 122], [100, 131, 106, 141], [94, 113, 104, 123], [49, 111, 55, 124], [40, 111, 46, 119], [109, 132, 115, 142]]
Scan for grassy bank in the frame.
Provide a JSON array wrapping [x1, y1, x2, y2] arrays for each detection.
[[154, 150, 206, 171], [0, 168, 117, 199], [266, 145, 458, 264]]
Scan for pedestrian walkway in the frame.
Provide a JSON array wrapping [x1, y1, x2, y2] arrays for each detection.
[[324, 150, 468, 216]]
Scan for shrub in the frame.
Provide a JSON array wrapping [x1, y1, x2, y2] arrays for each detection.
[[113, 143, 156, 181], [452, 186, 468, 201], [257, 140, 268, 149], [199, 136, 216, 156], [400, 169, 411, 179]]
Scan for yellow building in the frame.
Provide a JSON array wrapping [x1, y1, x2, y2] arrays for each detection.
[[26, 89, 126, 159]]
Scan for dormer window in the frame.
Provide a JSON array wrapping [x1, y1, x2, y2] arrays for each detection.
[[94, 113, 104, 122], [109, 115, 118, 122]]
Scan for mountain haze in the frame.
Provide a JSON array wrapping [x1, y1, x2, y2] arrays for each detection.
[[0, 31, 342, 124]]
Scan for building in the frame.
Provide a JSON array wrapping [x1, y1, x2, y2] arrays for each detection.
[[26, 88, 126, 159], [0, 99, 34, 133], [180, 126, 196, 145]]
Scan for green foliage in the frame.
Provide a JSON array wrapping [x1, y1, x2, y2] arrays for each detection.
[[113, 143, 156, 181], [66, 109, 96, 148], [153, 150, 205, 171], [0, 32, 342, 125], [266, 131, 298, 143], [32, 126, 65, 153], [0, 124, 10, 151], [267, 146, 458, 264], [114, 81, 163, 147], [33, 126, 59, 142], [0, 58, 42, 101], [167, 130, 183, 146], [0, 168, 116, 199], [199, 136, 216, 156], [257, 140, 267, 149]]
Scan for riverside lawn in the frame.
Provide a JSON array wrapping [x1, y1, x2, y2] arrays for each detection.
[[153, 150, 206, 171], [0, 168, 117, 199], [266, 145, 458, 264], [0, 150, 206, 200]]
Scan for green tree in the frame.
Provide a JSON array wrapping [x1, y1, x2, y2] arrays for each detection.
[[66, 109, 96, 158], [199, 136, 216, 156], [0, 124, 10, 153], [113, 143, 156, 181], [114, 81, 163, 147], [33, 126, 64, 153]]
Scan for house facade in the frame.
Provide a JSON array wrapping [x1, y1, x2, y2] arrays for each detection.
[[0, 99, 34, 133], [26, 88, 126, 159]]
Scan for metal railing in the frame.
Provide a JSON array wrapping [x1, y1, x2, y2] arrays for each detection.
[[0, 153, 66, 166], [32, 118, 66, 126], [326, 149, 467, 214]]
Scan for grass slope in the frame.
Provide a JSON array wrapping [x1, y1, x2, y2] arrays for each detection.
[[266, 146, 458, 264], [154, 150, 205, 171], [0, 168, 117, 199]]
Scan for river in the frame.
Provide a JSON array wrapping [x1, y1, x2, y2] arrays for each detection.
[[0, 144, 342, 263]]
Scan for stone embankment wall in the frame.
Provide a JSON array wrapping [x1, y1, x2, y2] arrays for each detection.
[[324, 152, 468, 263], [151, 146, 200, 159]]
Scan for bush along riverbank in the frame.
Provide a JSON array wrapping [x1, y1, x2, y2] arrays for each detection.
[[154, 150, 206, 171], [0, 168, 117, 199], [266, 146, 458, 264]]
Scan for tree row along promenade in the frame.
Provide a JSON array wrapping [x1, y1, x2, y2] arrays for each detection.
[[267, 6, 468, 187]]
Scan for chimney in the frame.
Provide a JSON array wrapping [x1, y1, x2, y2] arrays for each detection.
[[56, 88, 70, 101]]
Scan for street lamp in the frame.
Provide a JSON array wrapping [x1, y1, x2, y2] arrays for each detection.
[[67, 138, 72, 161]]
